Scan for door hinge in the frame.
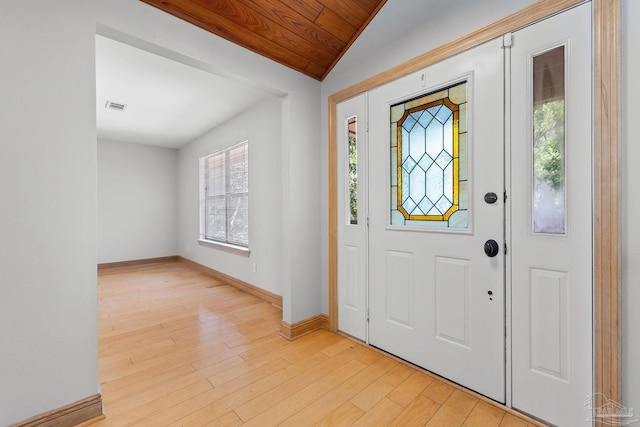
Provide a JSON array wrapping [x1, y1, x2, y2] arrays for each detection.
[[503, 32, 513, 48], [366, 217, 370, 228], [504, 242, 508, 255], [366, 309, 370, 322], [504, 191, 508, 203]]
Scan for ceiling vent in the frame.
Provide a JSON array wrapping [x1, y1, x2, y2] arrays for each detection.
[[105, 100, 127, 111]]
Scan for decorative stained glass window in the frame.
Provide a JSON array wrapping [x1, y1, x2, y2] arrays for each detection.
[[390, 81, 468, 229], [347, 116, 358, 224], [532, 46, 565, 234]]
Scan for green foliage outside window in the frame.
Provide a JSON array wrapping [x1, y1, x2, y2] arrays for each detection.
[[348, 135, 358, 224], [533, 99, 565, 191]]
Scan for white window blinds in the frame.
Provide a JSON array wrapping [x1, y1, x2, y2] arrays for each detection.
[[200, 141, 249, 247]]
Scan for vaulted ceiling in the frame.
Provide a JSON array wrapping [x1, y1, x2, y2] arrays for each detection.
[[140, 0, 388, 81]]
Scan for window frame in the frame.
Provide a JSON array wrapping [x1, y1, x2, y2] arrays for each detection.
[[390, 80, 468, 230], [199, 140, 250, 256]]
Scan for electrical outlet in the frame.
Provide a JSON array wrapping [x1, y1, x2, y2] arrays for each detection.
[[252, 263, 257, 273]]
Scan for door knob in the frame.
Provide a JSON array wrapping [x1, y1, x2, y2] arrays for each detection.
[[484, 192, 498, 204], [484, 239, 499, 257]]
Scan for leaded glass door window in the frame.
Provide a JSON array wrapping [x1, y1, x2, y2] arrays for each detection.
[[390, 81, 468, 229]]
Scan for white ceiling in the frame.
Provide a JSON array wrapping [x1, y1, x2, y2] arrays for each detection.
[[95, 35, 270, 149]]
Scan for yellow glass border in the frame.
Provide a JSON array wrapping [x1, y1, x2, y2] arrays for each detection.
[[396, 96, 460, 221]]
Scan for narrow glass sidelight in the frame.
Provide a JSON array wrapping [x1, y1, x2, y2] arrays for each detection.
[[532, 46, 566, 234], [347, 116, 358, 224], [390, 81, 468, 229]]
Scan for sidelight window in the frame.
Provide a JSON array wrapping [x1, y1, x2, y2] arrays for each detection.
[[532, 46, 566, 234], [347, 116, 358, 225]]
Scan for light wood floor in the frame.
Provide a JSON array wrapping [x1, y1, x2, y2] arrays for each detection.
[[93, 261, 542, 426]]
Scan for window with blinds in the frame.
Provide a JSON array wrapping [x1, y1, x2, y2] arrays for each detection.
[[199, 141, 249, 248]]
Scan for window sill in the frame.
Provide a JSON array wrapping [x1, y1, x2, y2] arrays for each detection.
[[198, 239, 251, 257]]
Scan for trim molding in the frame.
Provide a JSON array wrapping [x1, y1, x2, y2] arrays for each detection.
[[593, 0, 621, 414], [280, 314, 330, 340], [328, 0, 620, 419], [11, 394, 103, 427], [97, 256, 178, 270], [198, 239, 251, 257], [177, 256, 283, 308]]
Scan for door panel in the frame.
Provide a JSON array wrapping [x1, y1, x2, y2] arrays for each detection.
[[529, 268, 570, 381], [435, 256, 471, 347], [385, 250, 413, 327], [510, 4, 593, 425], [368, 38, 505, 402], [344, 245, 360, 308]]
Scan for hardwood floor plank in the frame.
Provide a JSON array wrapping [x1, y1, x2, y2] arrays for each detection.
[[101, 363, 196, 404], [163, 354, 327, 426], [134, 356, 296, 427], [101, 357, 194, 393], [99, 339, 231, 383], [95, 379, 213, 426], [237, 356, 369, 425], [463, 401, 506, 426], [202, 411, 244, 427], [387, 370, 435, 407], [349, 362, 414, 411], [425, 389, 480, 427], [499, 413, 540, 427], [102, 361, 231, 417], [266, 330, 346, 364], [351, 397, 403, 426], [207, 352, 308, 388], [388, 395, 441, 426], [319, 334, 362, 357], [313, 401, 365, 427], [276, 356, 398, 426], [233, 345, 367, 422], [421, 378, 456, 405], [99, 323, 166, 348], [191, 334, 287, 371]]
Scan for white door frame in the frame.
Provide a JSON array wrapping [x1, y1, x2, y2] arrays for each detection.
[[328, 0, 620, 418]]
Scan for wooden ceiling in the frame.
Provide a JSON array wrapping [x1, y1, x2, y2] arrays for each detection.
[[140, 0, 388, 81]]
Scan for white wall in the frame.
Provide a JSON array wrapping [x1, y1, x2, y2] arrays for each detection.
[[0, 2, 98, 425], [98, 139, 178, 264], [178, 97, 283, 296], [621, 0, 640, 415], [323, 0, 538, 95]]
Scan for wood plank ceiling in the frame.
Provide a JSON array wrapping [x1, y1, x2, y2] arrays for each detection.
[[140, 0, 388, 81]]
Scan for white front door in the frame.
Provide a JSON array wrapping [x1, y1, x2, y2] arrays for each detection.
[[509, 4, 593, 425], [368, 38, 506, 402]]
